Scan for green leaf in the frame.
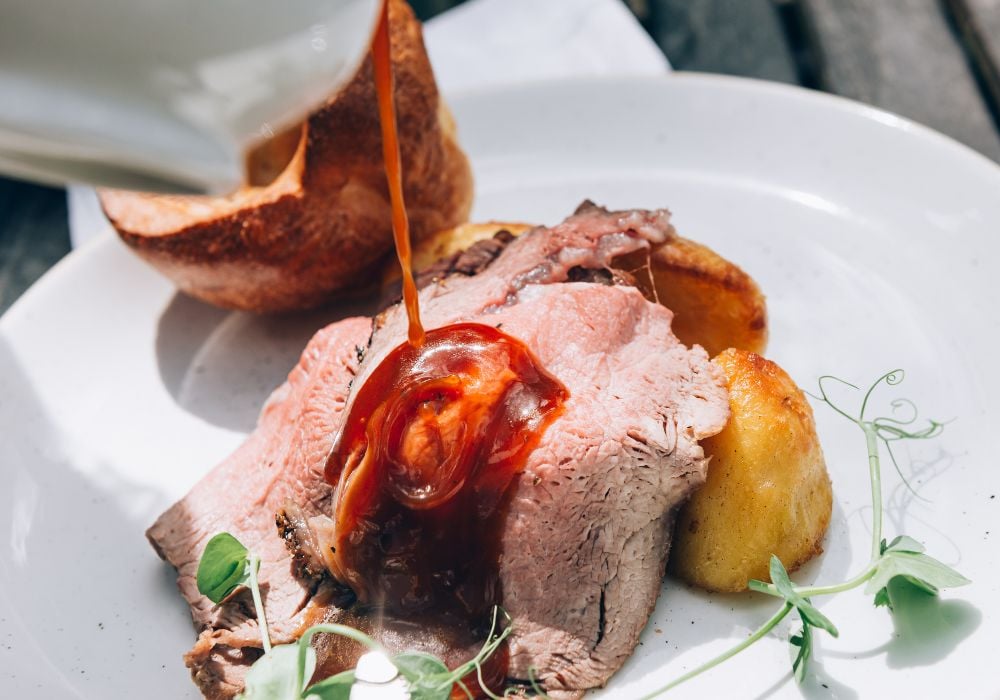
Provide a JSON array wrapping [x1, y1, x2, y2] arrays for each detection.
[[769, 555, 793, 589], [795, 598, 837, 637], [765, 556, 839, 637], [393, 652, 453, 700], [761, 557, 834, 683], [884, 535, 926, 554], [303, 670, 355, 700], [197, 532, 251, 604], [237, 644, 315, 700], [789, 619, 812, 683], [865, 537, 970, 611], [407, 678, 454, 700], [393, 651, 449, 681]]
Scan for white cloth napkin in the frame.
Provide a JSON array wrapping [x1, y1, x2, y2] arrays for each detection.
[[67, 0, 669, 247], [424, 0, 669, 92]]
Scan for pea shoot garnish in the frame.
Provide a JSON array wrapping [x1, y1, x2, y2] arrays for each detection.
[[641, 369, 970, 698], [197, 532, 271, 652], [196, 533, 513, 699], [196, 369, 969, 698]]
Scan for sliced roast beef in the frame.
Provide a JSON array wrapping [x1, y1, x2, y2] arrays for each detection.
[[415, 227, 517, 288], [148, 203, 729, 699], [147, 317, 371, 698]]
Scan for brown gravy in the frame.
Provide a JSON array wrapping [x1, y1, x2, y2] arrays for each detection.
[[372, 0, 424, 347], [322, 4, 568, 695], [325, 324, 566, 618]]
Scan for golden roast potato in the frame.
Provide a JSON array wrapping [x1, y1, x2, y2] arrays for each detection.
[[623, 237, 768, 357], [101, 0, 472, 313], [670, 348, 833, 592]]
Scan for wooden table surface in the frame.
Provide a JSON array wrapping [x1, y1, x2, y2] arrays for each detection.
[[3, 0, 999, 316]]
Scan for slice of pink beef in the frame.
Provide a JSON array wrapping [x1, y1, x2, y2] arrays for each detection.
[[147, 316, 371, 698], [150, 203, 730, 699], [489, 283, 726, 696], [303, 203, 728, 697], [345, 278, 728, 698]]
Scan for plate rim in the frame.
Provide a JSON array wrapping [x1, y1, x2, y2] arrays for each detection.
[[4, 72, 1000, 333], [445, 71, 1000, 175], [2, 71, 998, 698]]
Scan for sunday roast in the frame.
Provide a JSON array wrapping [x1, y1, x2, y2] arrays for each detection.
[[148, 202, 730, 698]]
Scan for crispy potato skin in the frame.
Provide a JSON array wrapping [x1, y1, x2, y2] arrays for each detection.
[[649, 238, 768, 357], [101, 0, 472, 313], [669, 349, 833, 592], [616, 238, 767, 357]]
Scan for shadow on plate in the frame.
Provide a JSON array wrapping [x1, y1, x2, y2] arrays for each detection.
[[884, 579, 981, 668], [0, 336, 198, 698], [799, 582, 980, 696], [155, 292, 379, 433], [655, 485, 979, 700], [798, 655, 859, 700], [615, 497, 857, 699], [747, 579, 980, 700], [884, 448, 964, 563]]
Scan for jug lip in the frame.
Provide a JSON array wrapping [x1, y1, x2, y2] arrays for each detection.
[[0, 0, 384, 193], [0, 120, 240, 193]]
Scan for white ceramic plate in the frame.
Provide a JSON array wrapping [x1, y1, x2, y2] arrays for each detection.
[[2, 75, 998, 699]]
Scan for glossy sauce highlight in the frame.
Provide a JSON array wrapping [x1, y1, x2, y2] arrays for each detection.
[[326, 6, 568, 696], [372, 0, 424, 346]]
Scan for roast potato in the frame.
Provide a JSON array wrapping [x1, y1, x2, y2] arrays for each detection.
[[621, 237, 767, 357], [670, 348, 832, 592], [392, 221, 767, 356], [101, 0, 472, 313]]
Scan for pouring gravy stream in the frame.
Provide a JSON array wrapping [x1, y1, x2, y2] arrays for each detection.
[[319, 4, 569, 696]]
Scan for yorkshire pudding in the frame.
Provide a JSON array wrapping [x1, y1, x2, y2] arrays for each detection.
[[100, 0, 472, 312]]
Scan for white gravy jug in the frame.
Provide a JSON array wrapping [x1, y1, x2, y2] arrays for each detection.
[[0, 0, 382, 193]]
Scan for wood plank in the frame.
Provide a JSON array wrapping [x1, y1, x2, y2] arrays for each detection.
[[798, 0, 1000, 161], [948, 0, 1000, 125], [0, 178, 71, 315], [650, 0, 799, 83], [409, 0, 465, 22]]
